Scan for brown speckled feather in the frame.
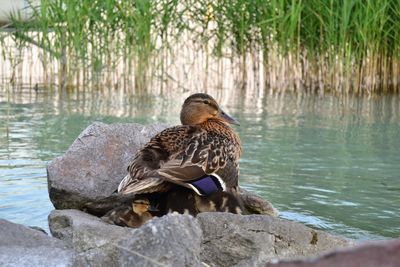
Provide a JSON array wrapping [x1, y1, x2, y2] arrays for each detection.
[[118, 119, 241, 195]]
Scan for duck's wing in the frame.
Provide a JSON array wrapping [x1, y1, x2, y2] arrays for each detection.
[[117, 175, 172, 194], [117, 149, 171, 194], [118, 126, 197, 194], [118, 126, 240, 195], [142, 132, 240, 195]]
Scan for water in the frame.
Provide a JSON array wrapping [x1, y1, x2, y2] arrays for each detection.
[[1, 87, 399, 240]]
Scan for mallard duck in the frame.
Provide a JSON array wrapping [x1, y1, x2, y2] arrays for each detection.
[[118, 93, 241, 196], [102, 198, 154, 228]]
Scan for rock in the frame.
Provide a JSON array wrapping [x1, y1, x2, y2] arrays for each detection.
[[47, 122, 167, 215], [47, 210, 356, 266], [196, 212, 354, 267], [49, 209, 131, 252], [47, 122, 277, 217], [267, 239, 400, 267], [118, 213, 203, 267], [49, 209, 203, 267], [0, 219, 74, 267], [3, 209, 396, 267]]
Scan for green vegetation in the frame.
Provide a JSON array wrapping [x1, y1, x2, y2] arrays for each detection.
[[1, 0, 400, 94]]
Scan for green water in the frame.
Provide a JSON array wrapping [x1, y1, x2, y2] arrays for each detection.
[[0, 87, 399, 239]]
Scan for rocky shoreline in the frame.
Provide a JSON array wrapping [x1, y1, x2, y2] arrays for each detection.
[[2, 212, 399, 267], [1, 210, 355, 267], [1, 122, 398, 266]]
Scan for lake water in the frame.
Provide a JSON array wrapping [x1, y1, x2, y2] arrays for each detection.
[[1, 86, 399, 240]]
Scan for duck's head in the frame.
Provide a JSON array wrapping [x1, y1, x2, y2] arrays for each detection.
[[180, 93, 240, 126], [132, 199, 151, 215]]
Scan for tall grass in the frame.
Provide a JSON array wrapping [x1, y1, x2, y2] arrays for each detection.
[[1, 0, 400, 95]]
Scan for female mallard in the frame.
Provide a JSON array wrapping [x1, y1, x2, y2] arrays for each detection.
[[118, 93, 241, 196]]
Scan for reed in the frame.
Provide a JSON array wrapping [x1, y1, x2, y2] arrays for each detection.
[[1, 0, 399, 95]]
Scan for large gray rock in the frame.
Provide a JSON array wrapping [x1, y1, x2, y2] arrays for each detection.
[[267, 239, 400, 267], [47, 122, 167, 215], [0, 219, 74, 267], [197, 213, 354, 267], [49, 209, 203, 267], [48, 210, 355, 267]]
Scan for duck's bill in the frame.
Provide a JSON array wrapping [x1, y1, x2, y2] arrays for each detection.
[[148, 204, 159, 212], [219, 109, 240, 126]]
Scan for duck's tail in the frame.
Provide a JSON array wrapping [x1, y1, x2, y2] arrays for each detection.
[[117, 174, 131, 193], [118, 174, 172, 195]]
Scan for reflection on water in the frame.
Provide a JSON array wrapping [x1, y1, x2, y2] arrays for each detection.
[[1, 86, 399, 239]]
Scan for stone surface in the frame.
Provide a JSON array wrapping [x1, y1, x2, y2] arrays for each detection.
[[49, 209, 203, 267], [0, 219, 74, 267], [267, 239, 400, 267], [3, 208, 398, 267], [47, 122, 167, 215], [196, 212, 354, 267]]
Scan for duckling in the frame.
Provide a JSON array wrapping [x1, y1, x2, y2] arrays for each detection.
[[163, 186, 198, 215], [161, 186, 245, 216], [118, 93, 241, 197], [102, 198, 154, 228], [194, 191, 245, 215]]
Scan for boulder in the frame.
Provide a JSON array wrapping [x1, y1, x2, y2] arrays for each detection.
[[0, 219, 74, 267], [267, 239, 400, 267], [48, 209, 203, 267], [3, 211, 398, 267], [47, 122, 167, 215], [197, 212, 354, 267], [48, 210, 354, 267]]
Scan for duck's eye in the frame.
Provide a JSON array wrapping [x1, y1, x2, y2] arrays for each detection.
[[203, 100, 210, 105]]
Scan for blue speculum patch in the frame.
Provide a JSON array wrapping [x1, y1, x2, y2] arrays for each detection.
[[188, 175, 223, 195]]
